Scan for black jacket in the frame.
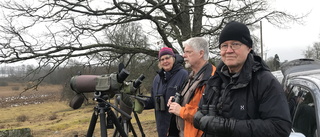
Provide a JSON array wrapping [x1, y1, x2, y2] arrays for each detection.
[[199, 53, 292, 137]]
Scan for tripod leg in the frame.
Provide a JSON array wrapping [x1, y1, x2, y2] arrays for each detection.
[[112, 116, 120, 137], [133, 111, 145, 137], [100, 108, 107, 137], [128, 120, 137, 137], [107, 109, 128, 137], [87, 109, 98, 137], [123, 119, 129, 134]]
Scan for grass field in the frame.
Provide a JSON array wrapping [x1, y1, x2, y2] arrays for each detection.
[[0, 83, 157, 137]]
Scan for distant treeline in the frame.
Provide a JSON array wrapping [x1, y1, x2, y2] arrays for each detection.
[[0, 62, 160, 96]]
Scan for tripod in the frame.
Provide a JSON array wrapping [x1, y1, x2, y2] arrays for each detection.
[[112, 94, 146, 137], [86, 92, 132, 137]]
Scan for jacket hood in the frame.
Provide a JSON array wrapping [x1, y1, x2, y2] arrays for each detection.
[[174, 53, 184, 66]]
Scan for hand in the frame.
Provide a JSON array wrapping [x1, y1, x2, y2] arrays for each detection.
[[168, 102, 181, 116], [193, 111, 204, 129], [198, 115, 236, 136], [167, 96, 174, 107]]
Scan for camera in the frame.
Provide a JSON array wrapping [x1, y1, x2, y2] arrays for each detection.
[[171, 92, 182, 104]]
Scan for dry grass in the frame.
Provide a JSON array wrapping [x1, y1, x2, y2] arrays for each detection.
[[0, 84, 157, 137]]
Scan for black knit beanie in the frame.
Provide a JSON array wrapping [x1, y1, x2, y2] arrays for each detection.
[[219, 21, 253, 48]]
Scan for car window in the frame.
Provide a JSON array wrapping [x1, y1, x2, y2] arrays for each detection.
[[287, 85, 317, 137]]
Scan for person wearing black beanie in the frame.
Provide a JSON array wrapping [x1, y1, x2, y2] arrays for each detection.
[[219, 21, 253, 48], [193, 21, 292, 137]]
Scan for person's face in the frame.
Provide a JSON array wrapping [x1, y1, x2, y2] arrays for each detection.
[[183, 45, 202, 69], [159, 54, 175, 71], [220, 40, 251, 73]]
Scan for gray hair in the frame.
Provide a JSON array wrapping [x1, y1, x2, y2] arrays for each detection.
[[182, 37, 209, 60]]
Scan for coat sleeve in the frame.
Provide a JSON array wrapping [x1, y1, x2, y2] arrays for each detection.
[[232, 72, 292, 137], [180, 86, 205, 123]]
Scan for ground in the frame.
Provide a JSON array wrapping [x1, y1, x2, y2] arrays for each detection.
[[0, 83, 157, 137]]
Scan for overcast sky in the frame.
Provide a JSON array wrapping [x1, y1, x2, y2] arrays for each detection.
[[261, 0, 320, 62], [1, 0, 319, 65]]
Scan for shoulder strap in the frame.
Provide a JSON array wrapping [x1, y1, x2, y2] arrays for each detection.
[[247, 72, 260, 119]]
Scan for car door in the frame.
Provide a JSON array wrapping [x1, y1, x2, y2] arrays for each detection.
[[286, 78, 319, 137]]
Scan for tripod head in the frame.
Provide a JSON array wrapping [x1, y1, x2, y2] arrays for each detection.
[[93, 91, 132, 120]]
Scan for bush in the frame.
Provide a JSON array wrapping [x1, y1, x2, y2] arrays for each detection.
[[16, 115, 28, 122], [0, 81, 8, 86]]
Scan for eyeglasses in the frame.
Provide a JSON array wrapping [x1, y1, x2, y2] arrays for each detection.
[[159, 55, 172, 62], [220, 42, 243, 51]]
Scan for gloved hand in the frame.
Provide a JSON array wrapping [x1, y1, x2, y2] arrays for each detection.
[[196, 115, 236, 136], [193, 111, 204, 129]]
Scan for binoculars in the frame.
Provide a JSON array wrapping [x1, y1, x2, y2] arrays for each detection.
[[171, 92, 182, 104], [155, 94, 166, 111]]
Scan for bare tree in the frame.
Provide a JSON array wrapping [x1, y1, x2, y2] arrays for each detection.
[[303, 42, 320, 60], [273, 54, 280, 70], [0, 0, 302, 89]]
